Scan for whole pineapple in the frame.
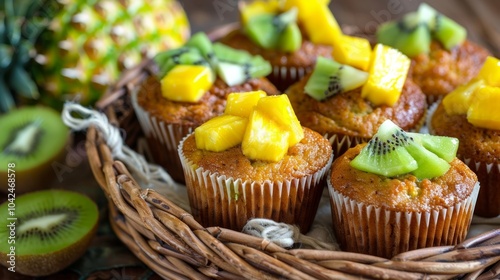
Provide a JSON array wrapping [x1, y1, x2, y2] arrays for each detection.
[[0, 0, 190, 112]]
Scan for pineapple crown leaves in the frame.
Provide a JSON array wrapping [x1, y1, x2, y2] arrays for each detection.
[[0, 0, 57, 113]]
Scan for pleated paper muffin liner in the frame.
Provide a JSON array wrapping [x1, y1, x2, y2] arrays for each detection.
[[132, 90, 193, 183], [178, 134, 334, 233], [427, 102, 500, 218], [270, 65, 310, 91], [327, 181, 480, 258]]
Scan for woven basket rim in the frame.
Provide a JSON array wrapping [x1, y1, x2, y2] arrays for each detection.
[[87, 24, 500, 279]]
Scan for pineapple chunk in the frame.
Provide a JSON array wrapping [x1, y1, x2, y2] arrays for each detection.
[[255, 95, 304, 146], [467, 86, 500, 130], [240, 0, 281, 26], [242, 109, 290, 162], [161, 65, 213, 103], [284, 0, 342, 46], [476, 56, 500, 87], [225, 90, 267, 117], [442, 79, 485, 115], [332, 35, 372, 71], [195, 115, 248, 152], [361, 44, 410, 106]]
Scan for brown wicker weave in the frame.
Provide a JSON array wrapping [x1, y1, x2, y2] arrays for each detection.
[[88, 25, 500, 279]]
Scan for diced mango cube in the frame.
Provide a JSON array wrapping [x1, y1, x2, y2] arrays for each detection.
[[467, 86, 500, 130], [239, 0, 281, 26], [332, 35, 372, 71], [284, 0, 342, 46], [242, 109, 289, 162], [476, 56, 500, 87], [361, 44, 410, 106], [255, 95, 304, 146], [443, 79, 485, 115], [161, 65, 213, 103], [225, 90, 267, 117], [195, 115, 248, 152]]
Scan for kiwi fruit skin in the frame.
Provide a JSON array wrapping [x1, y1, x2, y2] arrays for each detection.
[[0, 106, 69, 193], [0, 189, 99, 276]]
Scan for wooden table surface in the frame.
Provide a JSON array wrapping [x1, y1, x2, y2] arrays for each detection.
[[4, 1, 499, 279]]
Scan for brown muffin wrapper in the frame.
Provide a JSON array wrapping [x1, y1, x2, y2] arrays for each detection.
[[328, 133, 370, 159], [269, 65, 310, 92], [462, 158, 500, 218], [132, 91, 192, 183], [328, 181, 480, 259], [178, 135, 334, 233], [427, 103, 500, 218]]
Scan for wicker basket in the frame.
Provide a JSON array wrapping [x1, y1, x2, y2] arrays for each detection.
[[87, 27, 500, 280]]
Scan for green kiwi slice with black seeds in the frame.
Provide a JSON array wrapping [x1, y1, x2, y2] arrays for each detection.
[[0, 189, 99, 276], [0, 106, 69, 193]]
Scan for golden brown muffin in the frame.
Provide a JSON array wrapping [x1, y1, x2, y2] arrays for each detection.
[[179, 127, 333, 233], [328, 143, 479, 258], [133, 76, 279, 183], [410, 40, 490, 104], [286, 73, 427, 157], [429, 102, 500, 217], [219, 29, 332, 91]]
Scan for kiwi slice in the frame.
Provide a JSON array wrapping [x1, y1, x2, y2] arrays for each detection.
[[0, 189, 99, 276], [350, 120, 458, 179], [0, 106, 69, 193], [153, 47, 209, 78], [304, 57, 369, 101], [213, 43, 271, 86], [376, 9, 432, 57], [245, 7, 300, 51], [432, 13, 467, 50], [185, 32, 218, 68]]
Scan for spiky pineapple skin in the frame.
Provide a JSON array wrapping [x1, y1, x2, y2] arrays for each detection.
[[32, 0, 190, 108]]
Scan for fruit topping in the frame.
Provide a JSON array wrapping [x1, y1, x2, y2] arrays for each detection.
[[0, 189, 98, 276], [466, 86, 500, 130], [195, 115, 248, 152], [476, 56, 500, 87], [376, 3, 467, 57], [239, 0, 281, 26], [332, 35, 372, 71], [350, 120, 458, 179], [153, 32, 272, 101], [225, 90, 267, 117], [244, 7, 302, 52], [442, 56, 500, 130], [361, 44, 410, 106], [194, 92, 304, 162], [161, 65, 213, 103], [304, 57, 369, 101], [0, 106, 69, 193]]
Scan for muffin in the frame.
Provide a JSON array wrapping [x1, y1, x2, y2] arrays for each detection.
[[328, 120, 479, 258], [286, 45, 427, 158], [132, 32, 279, 183], [178, 92, 333, 233], [376, 3, 489, 105], [429, 57, 500, 217], [218, 0, 338, 91]]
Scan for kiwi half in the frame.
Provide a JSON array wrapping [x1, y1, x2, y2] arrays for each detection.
[[0, 189, 99, 276], [350, 120, 459, 179], [0, 106, 69, 193], [304, 57, 369, 101]]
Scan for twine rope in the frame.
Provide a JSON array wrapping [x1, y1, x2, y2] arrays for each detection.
[[243, 218, 338, 250], [61, 102, 189, 209]]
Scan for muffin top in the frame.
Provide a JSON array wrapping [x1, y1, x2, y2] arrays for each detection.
[[410, 40, 490, 97], [181, 127, 332, 182], [219, 29, 332, 69], [286, 74, 427, 138], [330, 143, 478, 212], [136, 76, 278, 126], [430, 102, 500, 164]]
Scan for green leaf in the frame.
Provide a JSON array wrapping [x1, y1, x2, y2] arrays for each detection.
[[0, 80, 15, 113], [8, 65, 39, 99], [0, 44, 13, 68]]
